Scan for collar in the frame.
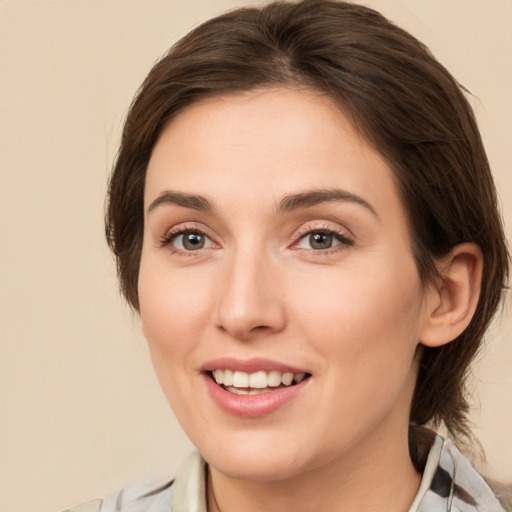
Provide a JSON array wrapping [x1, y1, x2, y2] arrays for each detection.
[[171, 436, 504, 512]]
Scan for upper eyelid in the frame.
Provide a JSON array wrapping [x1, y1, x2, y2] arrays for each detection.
[[297, 230, 353, 245], [288, 226, 355, 254], [163, 222, 210, 237], [293, 221, 354, 240], [160, 222, 215, 247], [158, 219, 354, 245]]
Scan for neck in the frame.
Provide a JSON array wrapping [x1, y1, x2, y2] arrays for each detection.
[[207, 422, 421, 512]]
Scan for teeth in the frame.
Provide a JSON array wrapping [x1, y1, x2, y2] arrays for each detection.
[[211, 369, 308, 390], [232, 371, 249, 387], [226, 387, 274, 395], [281, 372, 294, 385], [249, 371, 268, 389], [223, 369, 233, 386], [294, 373, 306, 383], [267, 370, 282, 387], [213, 369, 223, 384]]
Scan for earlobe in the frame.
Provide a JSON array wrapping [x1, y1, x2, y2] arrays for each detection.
[[420, 243, 483, 348]]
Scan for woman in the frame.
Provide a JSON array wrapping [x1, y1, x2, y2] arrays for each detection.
[[69, 0, 509, 510]]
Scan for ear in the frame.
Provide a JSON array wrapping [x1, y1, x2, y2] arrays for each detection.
[[420, 243, 483, 348]]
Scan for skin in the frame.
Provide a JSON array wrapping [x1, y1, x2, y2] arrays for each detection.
[[138, 87, 470, 511]]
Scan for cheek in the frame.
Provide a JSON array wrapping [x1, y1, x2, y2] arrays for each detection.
[[138, 257, 213, 365], [292, 254, 424, 379], [290, 260, 423, 443], [138, 260, 215, 425]]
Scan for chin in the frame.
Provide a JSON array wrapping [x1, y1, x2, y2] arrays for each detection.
[[207, 450, 306, 482], [196, 430, 326, 482]]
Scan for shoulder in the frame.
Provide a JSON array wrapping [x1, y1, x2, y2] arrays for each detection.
[[62, 451, 205, 512], [438, 439, 509, 512], [414, 434, 506, 512], [63, 478, 174, 512]]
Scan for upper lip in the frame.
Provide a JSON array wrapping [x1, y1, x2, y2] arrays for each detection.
[[201, 357, 310, 374]]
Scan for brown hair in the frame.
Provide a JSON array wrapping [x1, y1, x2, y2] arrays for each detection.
[[105, 0, 509, 440]]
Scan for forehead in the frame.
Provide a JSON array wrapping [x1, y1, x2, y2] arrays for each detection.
[[145, 87, 406, 231]]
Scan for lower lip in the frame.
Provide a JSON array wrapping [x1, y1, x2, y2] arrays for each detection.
[[203, 374, 310, 418]]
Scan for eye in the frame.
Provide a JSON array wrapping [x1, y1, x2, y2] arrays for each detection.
[[162, 229, 215, 252], [177, 231, 211, 251], [295, 229, 353, 251]]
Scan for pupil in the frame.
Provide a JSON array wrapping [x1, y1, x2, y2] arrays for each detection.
[[310, 232, 332, 250], [183, 232, 205, 250]]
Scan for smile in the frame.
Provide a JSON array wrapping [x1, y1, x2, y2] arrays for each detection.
[[211, 369, 309, 395], [201, 359, 312, 417]]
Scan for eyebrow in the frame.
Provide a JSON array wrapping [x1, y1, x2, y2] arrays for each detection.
[[147, 191, 214, 214], [147, 188, 378, 218], [278, 189, 378, 218]]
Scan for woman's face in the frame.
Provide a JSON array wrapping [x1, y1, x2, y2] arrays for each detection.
[[139, 87, 431, 481]]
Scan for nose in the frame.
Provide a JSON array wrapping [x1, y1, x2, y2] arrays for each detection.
[[214, 250, 286, 341]]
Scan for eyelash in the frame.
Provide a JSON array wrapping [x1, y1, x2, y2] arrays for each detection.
[[158, 224, 354, 255], [159, 224, 213, 253], [293, 225, 354, 254]]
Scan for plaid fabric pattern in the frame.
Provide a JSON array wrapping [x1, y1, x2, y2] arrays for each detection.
[[65, 434, 505, 512]]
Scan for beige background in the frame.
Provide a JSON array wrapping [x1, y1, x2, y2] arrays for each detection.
[[1, 1, 511, 511]]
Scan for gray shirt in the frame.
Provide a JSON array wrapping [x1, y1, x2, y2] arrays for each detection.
[[64, 435, 505, 512]]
